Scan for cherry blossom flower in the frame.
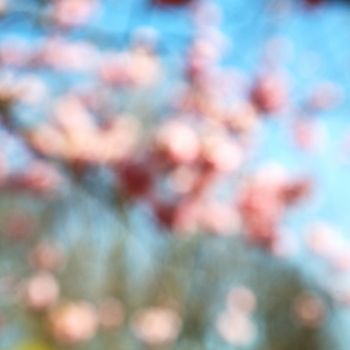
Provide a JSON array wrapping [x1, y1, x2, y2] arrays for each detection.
[[293, 293, 326, 328], [21, 272, 60, 311], [49, 302, 98, 345], [131, 307, 182, 346]]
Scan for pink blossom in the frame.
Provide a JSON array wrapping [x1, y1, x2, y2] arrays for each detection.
[[293, 293, 325, 328], [99, 48, 160, 87], [21, 272, 60, 311], [52, 0, 98, 28], [39, 38, 99, 72], [200, 133, 242, 173], [131, 307, 182, 346], [153, 199, 201, 234], [49, 302, 98, 345], [251, 73, 288, 114], [237, 166, 310, 249], [216, 310, 256, 346], [199, 201, 240, 235], [307, 82, 343, 111], [226, 286, 257, 314], [292, 119, 327, 152], [29, 242, 64, 272], [154, 120, 200, 164], [9, 161, 62, 195]]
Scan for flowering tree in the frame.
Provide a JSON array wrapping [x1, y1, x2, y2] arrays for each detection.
[[0, 0, 349, 349]]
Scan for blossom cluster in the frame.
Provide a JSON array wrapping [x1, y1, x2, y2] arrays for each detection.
[[0, 0, 323, 251]]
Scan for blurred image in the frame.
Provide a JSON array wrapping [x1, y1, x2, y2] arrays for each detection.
[[0, 0, 349, 349]]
